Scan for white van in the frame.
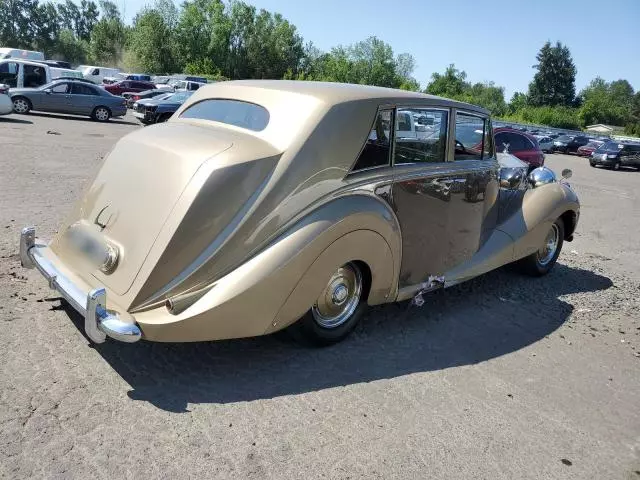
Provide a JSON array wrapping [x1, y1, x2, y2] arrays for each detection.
[[79, 65, 120, 84], [0, 48, 45, 61], [0, 59, 51, 88]]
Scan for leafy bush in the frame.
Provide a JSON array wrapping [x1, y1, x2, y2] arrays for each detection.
[[501, 105, 581, 130]]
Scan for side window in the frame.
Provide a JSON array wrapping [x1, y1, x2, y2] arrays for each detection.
[[24, 65, 46, 88], [508, 133, 529, 152], [72, 83, 96, 95], [91, 68, 99, 75], [51, 83, 70, 94], [351, 109, 393, 171], [495, 132, 508, 153], [0, 62, 18, 87], [394, 108, 448, 164], [454, 112, 486, 160]]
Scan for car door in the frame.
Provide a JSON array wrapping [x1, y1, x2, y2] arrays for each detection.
[[391, 108, 498, 287], [43, 82, 72, 113], [70, 82, 98, 115]]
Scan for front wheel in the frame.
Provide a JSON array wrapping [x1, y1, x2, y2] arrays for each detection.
[[92, 106, 111, 122], [518, 218, 564, 276], [287, 262, 368, 346], [612, 162, 621, 171]]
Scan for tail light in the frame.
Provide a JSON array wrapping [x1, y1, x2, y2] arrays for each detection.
[[133, 95, 139, 101], [0, 84, 8, 94]]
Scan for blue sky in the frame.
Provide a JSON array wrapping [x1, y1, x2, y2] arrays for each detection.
[[121, 0, 640, 98]]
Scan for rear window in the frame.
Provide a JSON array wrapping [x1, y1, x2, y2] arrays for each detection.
[[180, 99, 269, 131]]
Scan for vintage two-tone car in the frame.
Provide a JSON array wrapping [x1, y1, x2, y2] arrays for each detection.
[[20, 81, 580, 346]]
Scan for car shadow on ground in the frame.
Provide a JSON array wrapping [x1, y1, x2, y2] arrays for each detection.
[[62, 263, 613, 412], [27, 112, 138, 126], [0, 116, 33, 124]]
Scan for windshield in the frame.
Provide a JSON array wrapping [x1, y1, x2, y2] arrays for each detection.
[[596, 142, 622, 152], [165, 91, 193, 103]]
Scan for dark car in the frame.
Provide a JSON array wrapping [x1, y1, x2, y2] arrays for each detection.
[[553, 135, 589, 154], [132, 90, 194, 124], [494, 127, 545, 168], [103, 80, 156, 96], [590, 142, 640, 170], [123, 89, 167, 108], [10, 79, 127, 121]]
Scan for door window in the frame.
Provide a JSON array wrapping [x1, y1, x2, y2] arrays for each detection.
[[51, 83, 70, 94], [0, 62, 18, 87], [351, 109, 393, 171], [495, 132, 529, 153], [24, 65, 46, 87], [394, 108, 448, 164], [71, 83, 97, 95], [454, 113, 487, 160]]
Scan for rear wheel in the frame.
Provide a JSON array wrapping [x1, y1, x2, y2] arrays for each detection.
[[287, 262, 368, 346], [12, 97, 31, 114], [518, 218, 564, 276], [92, 106, 111, 122]]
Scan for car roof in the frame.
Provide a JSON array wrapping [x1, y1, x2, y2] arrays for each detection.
[[206, 80, 489, 115]]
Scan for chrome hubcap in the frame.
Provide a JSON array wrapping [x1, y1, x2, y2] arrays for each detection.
[[312, 263, 362, 329], [14, 99, 27, 113], [537, 223, 559, 266], [96, 108, 108, 120]]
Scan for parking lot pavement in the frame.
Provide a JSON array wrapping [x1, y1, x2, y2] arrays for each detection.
[[1, 114, 639, 479]]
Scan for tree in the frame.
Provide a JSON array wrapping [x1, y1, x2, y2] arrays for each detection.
[[508, 92, 528, 114], [425, 64, 468, 98], [129, 5, 177, 73], [0, 0, 40, 48], [527, 41, 576, 107], [53, 28, 89, 63], [578, 77, 634, 127], [89, 0, 127, 64]]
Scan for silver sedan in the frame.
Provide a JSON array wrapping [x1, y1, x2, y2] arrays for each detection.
[[9, 79, 127, 121]]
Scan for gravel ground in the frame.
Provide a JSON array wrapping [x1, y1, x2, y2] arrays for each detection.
[[1, 112, 639, 479]]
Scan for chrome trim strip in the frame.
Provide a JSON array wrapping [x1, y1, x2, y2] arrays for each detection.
[[20, 226, 141, 343]]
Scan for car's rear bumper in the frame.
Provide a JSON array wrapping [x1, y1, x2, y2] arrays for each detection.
[[20, 226, 141, 343]]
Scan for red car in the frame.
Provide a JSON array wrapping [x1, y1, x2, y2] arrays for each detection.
[[103, 80, 156, 96], [494, 127, 545, 168], [577, 141, 603, 157]]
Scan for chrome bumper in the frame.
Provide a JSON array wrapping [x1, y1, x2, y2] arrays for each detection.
[[20, 226, 141, 343]]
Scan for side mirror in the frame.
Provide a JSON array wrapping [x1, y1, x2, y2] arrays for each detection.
[[561, 168, 572, 180]]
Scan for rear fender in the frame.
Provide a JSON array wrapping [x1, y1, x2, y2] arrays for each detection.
[[135, 194, 401, 341]]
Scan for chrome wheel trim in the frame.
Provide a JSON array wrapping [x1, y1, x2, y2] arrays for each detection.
[[537, 223, 560, 266], [312, 263, 362, 329], [95, 107, 109, 121], [13, 98, 28, 113]]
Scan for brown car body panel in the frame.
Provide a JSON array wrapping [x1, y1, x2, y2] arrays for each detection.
[[27, 81, 579, 342]]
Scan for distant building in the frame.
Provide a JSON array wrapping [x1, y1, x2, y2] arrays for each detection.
[[585, 124, 624, 134]]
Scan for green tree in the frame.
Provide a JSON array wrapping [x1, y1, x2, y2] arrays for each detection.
[[425, 64, 468, 98], [508, 92, 528, 114], [0, 0, 40, 49], [89, 0, 127, 64], [578, 77, 634, 127], [528, 41, 577, 107], [129, 4, 178, 73], [53, 28, 89, 63]]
